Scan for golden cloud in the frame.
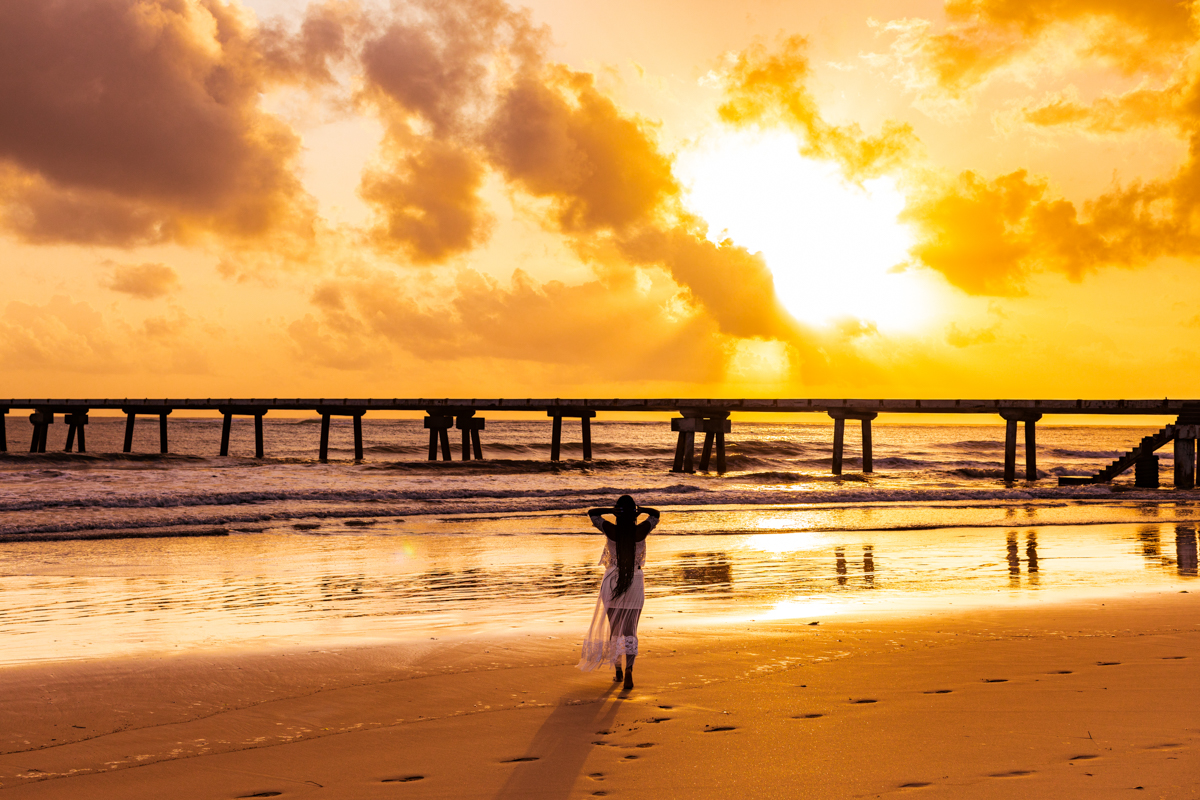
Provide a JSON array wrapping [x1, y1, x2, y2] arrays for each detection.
[[718, 36, 917, 180], [102, 262, 181, 299], [0, 0, 315, 246]]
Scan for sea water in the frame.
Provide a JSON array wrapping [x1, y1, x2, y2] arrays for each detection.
[[0, 418, 1196, 663]]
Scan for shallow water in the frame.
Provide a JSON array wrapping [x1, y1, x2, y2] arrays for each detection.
[[1, 509, 1195, 665], [0, 418, 1195, 540]]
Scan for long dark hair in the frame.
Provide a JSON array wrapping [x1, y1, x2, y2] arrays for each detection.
[[611, 495, 639, 599]]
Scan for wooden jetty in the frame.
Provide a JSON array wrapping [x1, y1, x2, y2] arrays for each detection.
[[2, 398, 1199, 487]]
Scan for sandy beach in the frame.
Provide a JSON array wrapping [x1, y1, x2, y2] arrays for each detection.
[[1, 587, 1195, 799]]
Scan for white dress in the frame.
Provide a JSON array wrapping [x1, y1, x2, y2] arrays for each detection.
[[578, 514, 658, 671]]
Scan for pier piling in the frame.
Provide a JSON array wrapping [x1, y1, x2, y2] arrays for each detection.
[[218, 406, 268, 458], [63, 413, 88, 452], [828, 411, 877, 475], [28, 411, 52, 453], [672, 412, 730, 474], [456, 412, 485, 460], [316, 406, 366, 461], [122, 407, 173, 454], [1000, 411, 1041, 482], [0, 408, 7, 452], [424, 415, 454, 461], [1174, 433, 1196, 489], [1135, 449, 1160, 488], [548, 408, 595, 462]]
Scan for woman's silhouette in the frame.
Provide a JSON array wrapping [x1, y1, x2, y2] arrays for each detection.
[[578, 495, 660, 690]]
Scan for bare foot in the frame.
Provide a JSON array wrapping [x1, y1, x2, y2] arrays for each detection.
[[623, 672, 634, 691], [614, 667, 623, 682]]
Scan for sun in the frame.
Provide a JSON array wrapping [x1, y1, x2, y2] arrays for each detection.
[[675, 129, 929, 331]]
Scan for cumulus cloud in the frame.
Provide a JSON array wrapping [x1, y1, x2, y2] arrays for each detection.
[[0, 0, 315, 246], [349, 0, 806, 350], [872, 0, 1196, 106], [102, 262, 181, 299], [717, 36, 917, 180], [289, 265, 731, 383]]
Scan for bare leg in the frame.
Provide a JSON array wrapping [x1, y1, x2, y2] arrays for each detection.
[[607, 608, 623, 681]]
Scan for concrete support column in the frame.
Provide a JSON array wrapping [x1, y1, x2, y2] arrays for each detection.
[[424, 415, 453, 461], [1, 408, 8, 453], [828, 410, 878, 475], [1003, 418, 1018, 482], [316, 407, 366, 462], [832, 417, 845, 475], [547, 408, 595, 462], [217, 406, 269, 458], [455, 413, 485, 461], [671, 412, 730, 474], [1174, 434, 1196, 489], [122, 407, 173, 454], [1135, 451, 1160, 488], [28, 411, 52, 453], [1173, 421, 1200, 490], [64, 413, 88, 453], [1000, 411, 1042, 482]]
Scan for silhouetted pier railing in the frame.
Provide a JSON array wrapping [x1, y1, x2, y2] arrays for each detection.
[[3, 398, 1199, 488]]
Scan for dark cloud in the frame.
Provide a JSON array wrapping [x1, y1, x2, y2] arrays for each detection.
[[0, 0, 313, 245]]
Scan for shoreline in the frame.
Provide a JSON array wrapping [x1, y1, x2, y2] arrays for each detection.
[[1, 589, 1196, 798]]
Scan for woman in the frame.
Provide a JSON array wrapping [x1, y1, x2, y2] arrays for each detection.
[[578, 495, 660, 690]]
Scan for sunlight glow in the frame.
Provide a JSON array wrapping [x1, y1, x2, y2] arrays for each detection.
[[676, 129, 928, 330]]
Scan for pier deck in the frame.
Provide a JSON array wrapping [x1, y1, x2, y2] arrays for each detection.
[[3, 399, 1199, 487]]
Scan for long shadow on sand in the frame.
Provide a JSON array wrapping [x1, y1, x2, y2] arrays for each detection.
[[493, 682, 624, 800]]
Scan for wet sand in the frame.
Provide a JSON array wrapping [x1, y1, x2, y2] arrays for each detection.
[[0, 590, 1196, 798]]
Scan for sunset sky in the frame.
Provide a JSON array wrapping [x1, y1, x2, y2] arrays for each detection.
[[4, 0, 1199, 399]]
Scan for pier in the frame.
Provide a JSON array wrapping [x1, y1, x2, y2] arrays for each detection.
[[2, 398, 1199, 487]]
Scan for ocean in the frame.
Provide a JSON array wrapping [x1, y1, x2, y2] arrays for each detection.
[[1, 417, 1197, 664]]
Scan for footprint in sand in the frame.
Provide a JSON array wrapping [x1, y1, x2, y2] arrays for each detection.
[[793, 713, 824, 719], [851, 698, 878, 704], [1096, 661, 1120, 666], [982, 679, 1008, 683], [1162, 656, 1187, 660], [924, 690, 952, 694], [502, 757, 539, 763], [1069, 755, 1099, 762], [238, 794, 282, 798], [642, 717, 671, 724], [623, 755, 639, 761], [588, 773, 606, 781], [1049, 670, 1073, 675], [382, 776, 425, 783], [990, 770, 1035, 777], [593, 792, 608, 797], [658, 705, 673, 710], [1146, 743, 1182, 750], [704, 725, 737, 732], [899, 782, 932, 788]]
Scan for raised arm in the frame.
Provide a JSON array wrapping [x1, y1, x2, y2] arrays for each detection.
[[634, 507, 660, 540]]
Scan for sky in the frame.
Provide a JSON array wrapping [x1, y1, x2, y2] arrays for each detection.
[[2, 0, 1199, 400]]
